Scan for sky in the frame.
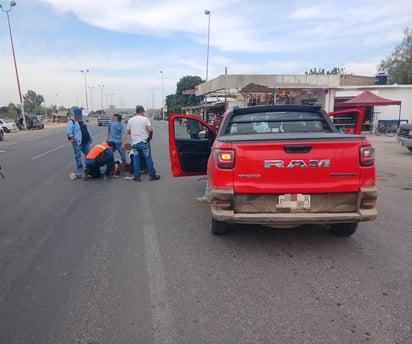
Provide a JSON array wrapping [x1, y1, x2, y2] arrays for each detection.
[[0, 0, 411, 110]]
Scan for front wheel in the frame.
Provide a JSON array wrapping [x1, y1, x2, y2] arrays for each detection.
[[331, 223, 358, 236], [374, 127, 383, 136], [211, 218, 228, 235]]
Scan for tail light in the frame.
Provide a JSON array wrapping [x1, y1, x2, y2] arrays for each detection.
[[214, 149, 235, 169], [359, 145, 375, 166]]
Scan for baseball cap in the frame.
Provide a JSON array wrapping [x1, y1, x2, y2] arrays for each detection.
[[74, 108, 82, 116]]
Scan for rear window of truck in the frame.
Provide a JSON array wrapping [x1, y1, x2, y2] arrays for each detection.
[[224, 111, 331, 135]]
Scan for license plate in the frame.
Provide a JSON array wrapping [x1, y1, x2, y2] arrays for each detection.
[[277, 194, 311, 210]]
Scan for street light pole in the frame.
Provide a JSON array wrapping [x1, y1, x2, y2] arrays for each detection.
[[204, 9, 211, 121], [98, 84, 104, 110], [109, 92, 114, 108], [160, 70, 164, 119], [1, 1, 25, 128], [88, 86, 94, 112], [204, 10, 211, 81], [80, 69, 90, 110]]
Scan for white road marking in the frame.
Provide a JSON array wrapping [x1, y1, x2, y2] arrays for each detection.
[[31, 145, 67, 160], [141, 195, 177, 344]]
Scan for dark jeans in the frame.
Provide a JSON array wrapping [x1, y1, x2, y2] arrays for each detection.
[[132, 141, 156, 178], [86, 155, 114, 177]]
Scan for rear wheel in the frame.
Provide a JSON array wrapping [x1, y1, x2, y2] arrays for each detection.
[[331, 223, 358, 236], [385, 127, 397, 137], [211, 218, 228, 235]]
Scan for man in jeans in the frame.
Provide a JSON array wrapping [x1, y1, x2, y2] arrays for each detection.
[[126, 105, 160, 182], [67, 109, 93, 180]]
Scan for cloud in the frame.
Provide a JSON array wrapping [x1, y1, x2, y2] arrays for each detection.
[[0, 0, 410, 108]]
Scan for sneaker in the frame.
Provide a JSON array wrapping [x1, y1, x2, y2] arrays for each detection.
[[69, 172, 77, 181], [197, 195, 211, 203], [133, 177, 141, 182], [149, 174, 160, 181]]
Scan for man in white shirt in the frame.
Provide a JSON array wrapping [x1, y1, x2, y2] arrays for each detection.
[[126, 105, 160, 182]]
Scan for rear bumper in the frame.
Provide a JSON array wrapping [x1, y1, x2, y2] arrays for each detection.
[[210, 187, 377, 225], [397, 136, 412, 148]]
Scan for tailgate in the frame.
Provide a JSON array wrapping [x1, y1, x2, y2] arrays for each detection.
[[232, 138, 363, 194]]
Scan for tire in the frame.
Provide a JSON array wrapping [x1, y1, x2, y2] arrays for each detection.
[[374, 127, 382, 136], [385, 127, 397, 137], [211, 218, 228, 235], [0, 131, 4, 141], [331, 223, 358, 236], [2, 127, 9, 133], [407, 147, 412, 153]]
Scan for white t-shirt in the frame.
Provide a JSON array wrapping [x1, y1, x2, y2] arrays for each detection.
[[127, 115, 152, 144]]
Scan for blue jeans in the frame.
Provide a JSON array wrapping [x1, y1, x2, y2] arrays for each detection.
[[132, 141, 156, 178], [72, 142, 91, 177], [85, 155, 114, 177], [114, 142, 126, 163]]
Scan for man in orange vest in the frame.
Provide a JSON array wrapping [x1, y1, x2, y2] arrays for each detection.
[[83, 141, 116, 180]]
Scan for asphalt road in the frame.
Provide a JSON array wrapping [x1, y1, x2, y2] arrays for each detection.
[[0, 123, 411, 344]]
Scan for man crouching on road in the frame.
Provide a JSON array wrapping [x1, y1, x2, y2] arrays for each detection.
[[126, 105, 160, 182], [82, 141, 116, 180]]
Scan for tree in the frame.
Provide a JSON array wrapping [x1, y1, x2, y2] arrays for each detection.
[[23, 90, 44, 114], [305, 67, 345, 75], [0, 103, 20, 119], [166, 75, 204, 113], [379, 27, 412, 84]]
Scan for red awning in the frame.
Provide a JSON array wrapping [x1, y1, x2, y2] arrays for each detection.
[[336, 90, 401, 107]]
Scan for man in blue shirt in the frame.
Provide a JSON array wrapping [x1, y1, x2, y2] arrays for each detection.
[[66, 109, 93, 180], [106, 114, 126, 164]]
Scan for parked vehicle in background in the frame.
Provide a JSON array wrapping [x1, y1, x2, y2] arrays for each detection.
[[0, 126, 4, 141], [0, 119, 18, 133], [97, 113, 111, 126], [25, 114, 44, 130], [124, 114, 134, 123], [397, 122, 412, 152], [169, 104, 377, 236]]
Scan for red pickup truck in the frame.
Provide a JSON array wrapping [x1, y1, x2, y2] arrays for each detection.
[[168, 105, 377, 236]]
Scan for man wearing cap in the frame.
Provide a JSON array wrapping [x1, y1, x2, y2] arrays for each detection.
[[66, 108, 93, 180], [126, 105, 160, 182]]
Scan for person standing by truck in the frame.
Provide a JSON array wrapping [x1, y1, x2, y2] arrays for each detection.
[[186, 108, 202, 139], [126, 105, 160, 182]]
